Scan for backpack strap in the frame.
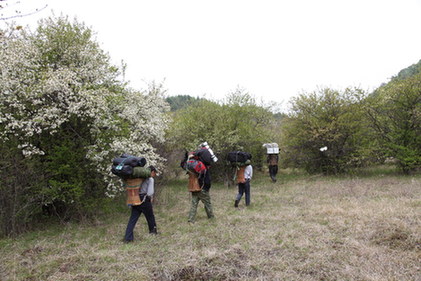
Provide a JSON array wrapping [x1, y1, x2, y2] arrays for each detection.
[[115, 156, 133, 172]]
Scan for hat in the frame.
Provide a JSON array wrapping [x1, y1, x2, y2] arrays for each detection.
[[149, 165, 157, 173]]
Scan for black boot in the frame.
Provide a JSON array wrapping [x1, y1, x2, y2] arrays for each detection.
[[234, 200, 239, 208], [149, 226, 158, 235]]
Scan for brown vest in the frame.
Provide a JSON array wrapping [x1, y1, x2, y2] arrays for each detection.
[[124, 178, 144, 206], [236, 166, 246, 183], [188, 172, 202, 192], [268, 154, 278, 165]]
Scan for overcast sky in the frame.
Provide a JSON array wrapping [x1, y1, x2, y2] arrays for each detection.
[[3, 0, 421, 108]]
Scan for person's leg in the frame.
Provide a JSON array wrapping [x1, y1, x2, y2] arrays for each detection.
[[200, 189, 214, 218], [269, 165, 277, 182], [124, 205, 141, 241], [235, 183, 245, 207], [188, 192, 200, 222], [244, 181, 251, 206], [141, 197, 157, 233]]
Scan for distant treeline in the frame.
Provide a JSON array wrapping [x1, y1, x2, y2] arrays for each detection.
[[165, 95, 206, 111]]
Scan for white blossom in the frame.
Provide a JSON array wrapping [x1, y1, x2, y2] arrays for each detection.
[[0, 18, 170, 196]]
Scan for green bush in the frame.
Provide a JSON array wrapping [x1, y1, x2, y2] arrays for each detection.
[[165, 90, 274, 182], [280, 87, 373, 174], [365, 73, 421, 173]]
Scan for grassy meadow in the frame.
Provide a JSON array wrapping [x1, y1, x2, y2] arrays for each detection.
[[1, 166, 420, 280]]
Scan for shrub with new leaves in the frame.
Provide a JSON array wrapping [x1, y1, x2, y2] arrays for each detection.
[[365, 74, 421, 173], [280, 87, 372, 174], [166, 90, 273, 181]]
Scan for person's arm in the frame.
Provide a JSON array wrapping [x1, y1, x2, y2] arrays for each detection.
[[250, 165, 253, 179], [245, 165, 253, 180], [147, 177, 155, 199]]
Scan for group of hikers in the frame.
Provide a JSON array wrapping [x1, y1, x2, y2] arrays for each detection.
[[116, 142, 279, 243]]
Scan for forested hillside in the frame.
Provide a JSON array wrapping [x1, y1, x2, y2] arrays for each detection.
[[165, 95, 205, 111], [394, 59, 421, 80]]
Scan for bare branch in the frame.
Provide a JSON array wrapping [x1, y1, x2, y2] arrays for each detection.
[[0, 3, 48, 20]]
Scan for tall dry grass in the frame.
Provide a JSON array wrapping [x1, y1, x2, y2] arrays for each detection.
[[1, 169, 420, 280]]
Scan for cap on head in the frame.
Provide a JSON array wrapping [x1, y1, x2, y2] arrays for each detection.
[[149, 165, 157, 173]]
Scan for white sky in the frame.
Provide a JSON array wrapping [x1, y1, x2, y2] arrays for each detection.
[[3, 0, 421, 108]]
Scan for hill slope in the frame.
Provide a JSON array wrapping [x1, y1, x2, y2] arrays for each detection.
[[394, 59, 421, 80]]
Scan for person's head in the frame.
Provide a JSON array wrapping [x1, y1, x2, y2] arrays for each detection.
[[149, 165, 157, 177]]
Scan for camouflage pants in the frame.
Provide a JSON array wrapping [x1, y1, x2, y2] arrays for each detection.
[[188, 189, 214, 222]]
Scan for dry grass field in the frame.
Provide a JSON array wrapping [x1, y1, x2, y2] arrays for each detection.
[[1, 167, 420, 280]]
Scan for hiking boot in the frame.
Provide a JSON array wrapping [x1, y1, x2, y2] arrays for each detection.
[[149, 227, 158, 235], [234, 200, 239, 208]]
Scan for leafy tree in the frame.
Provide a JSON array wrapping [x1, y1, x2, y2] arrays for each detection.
[[393, 59, 421, 80], [365, 73, 421, 173], [280, 87, 372, 174], [166, 90, 274, 182], [0, 17, 169, 236]]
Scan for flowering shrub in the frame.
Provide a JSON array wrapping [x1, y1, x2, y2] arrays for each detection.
[[0, 17, 169, 234]]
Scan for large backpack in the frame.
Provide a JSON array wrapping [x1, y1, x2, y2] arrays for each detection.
[[227, 151, 252, 163], [111, 154, 147, 178], [193, 148, 212, 166], [186, 159, 207, 174]]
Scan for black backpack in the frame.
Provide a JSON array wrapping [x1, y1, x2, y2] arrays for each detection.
[[111, 154, 147, 178], [194, 148, 212, 166], [227, 151, 252, 163]]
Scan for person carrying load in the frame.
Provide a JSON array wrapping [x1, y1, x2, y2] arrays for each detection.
[[227, 151, 253, 207], [181, 142, 217, 223], [263, 143, 279, 182], [123, 165, 158, 242], [111, 154, 158, 242]]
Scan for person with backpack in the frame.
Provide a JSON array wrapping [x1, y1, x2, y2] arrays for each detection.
[[262, 143, 279, 182], [267, 154, 279, 182], [234, 163, 253, 207], [187, 168, 214, 223], [183, 143, 217, 223], [124, 166, 158, 242]]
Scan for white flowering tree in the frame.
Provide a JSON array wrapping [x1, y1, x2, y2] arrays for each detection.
[[0, 17, 169, 235]]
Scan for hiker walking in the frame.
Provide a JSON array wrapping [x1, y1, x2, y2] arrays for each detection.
[[124, 166, 158, 242], [267, 154, 279, 182], [187, 167, 214, 223], [182, 142, 217, 223], [234, 163, 253, 207], [263, 143, 279, 182]]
